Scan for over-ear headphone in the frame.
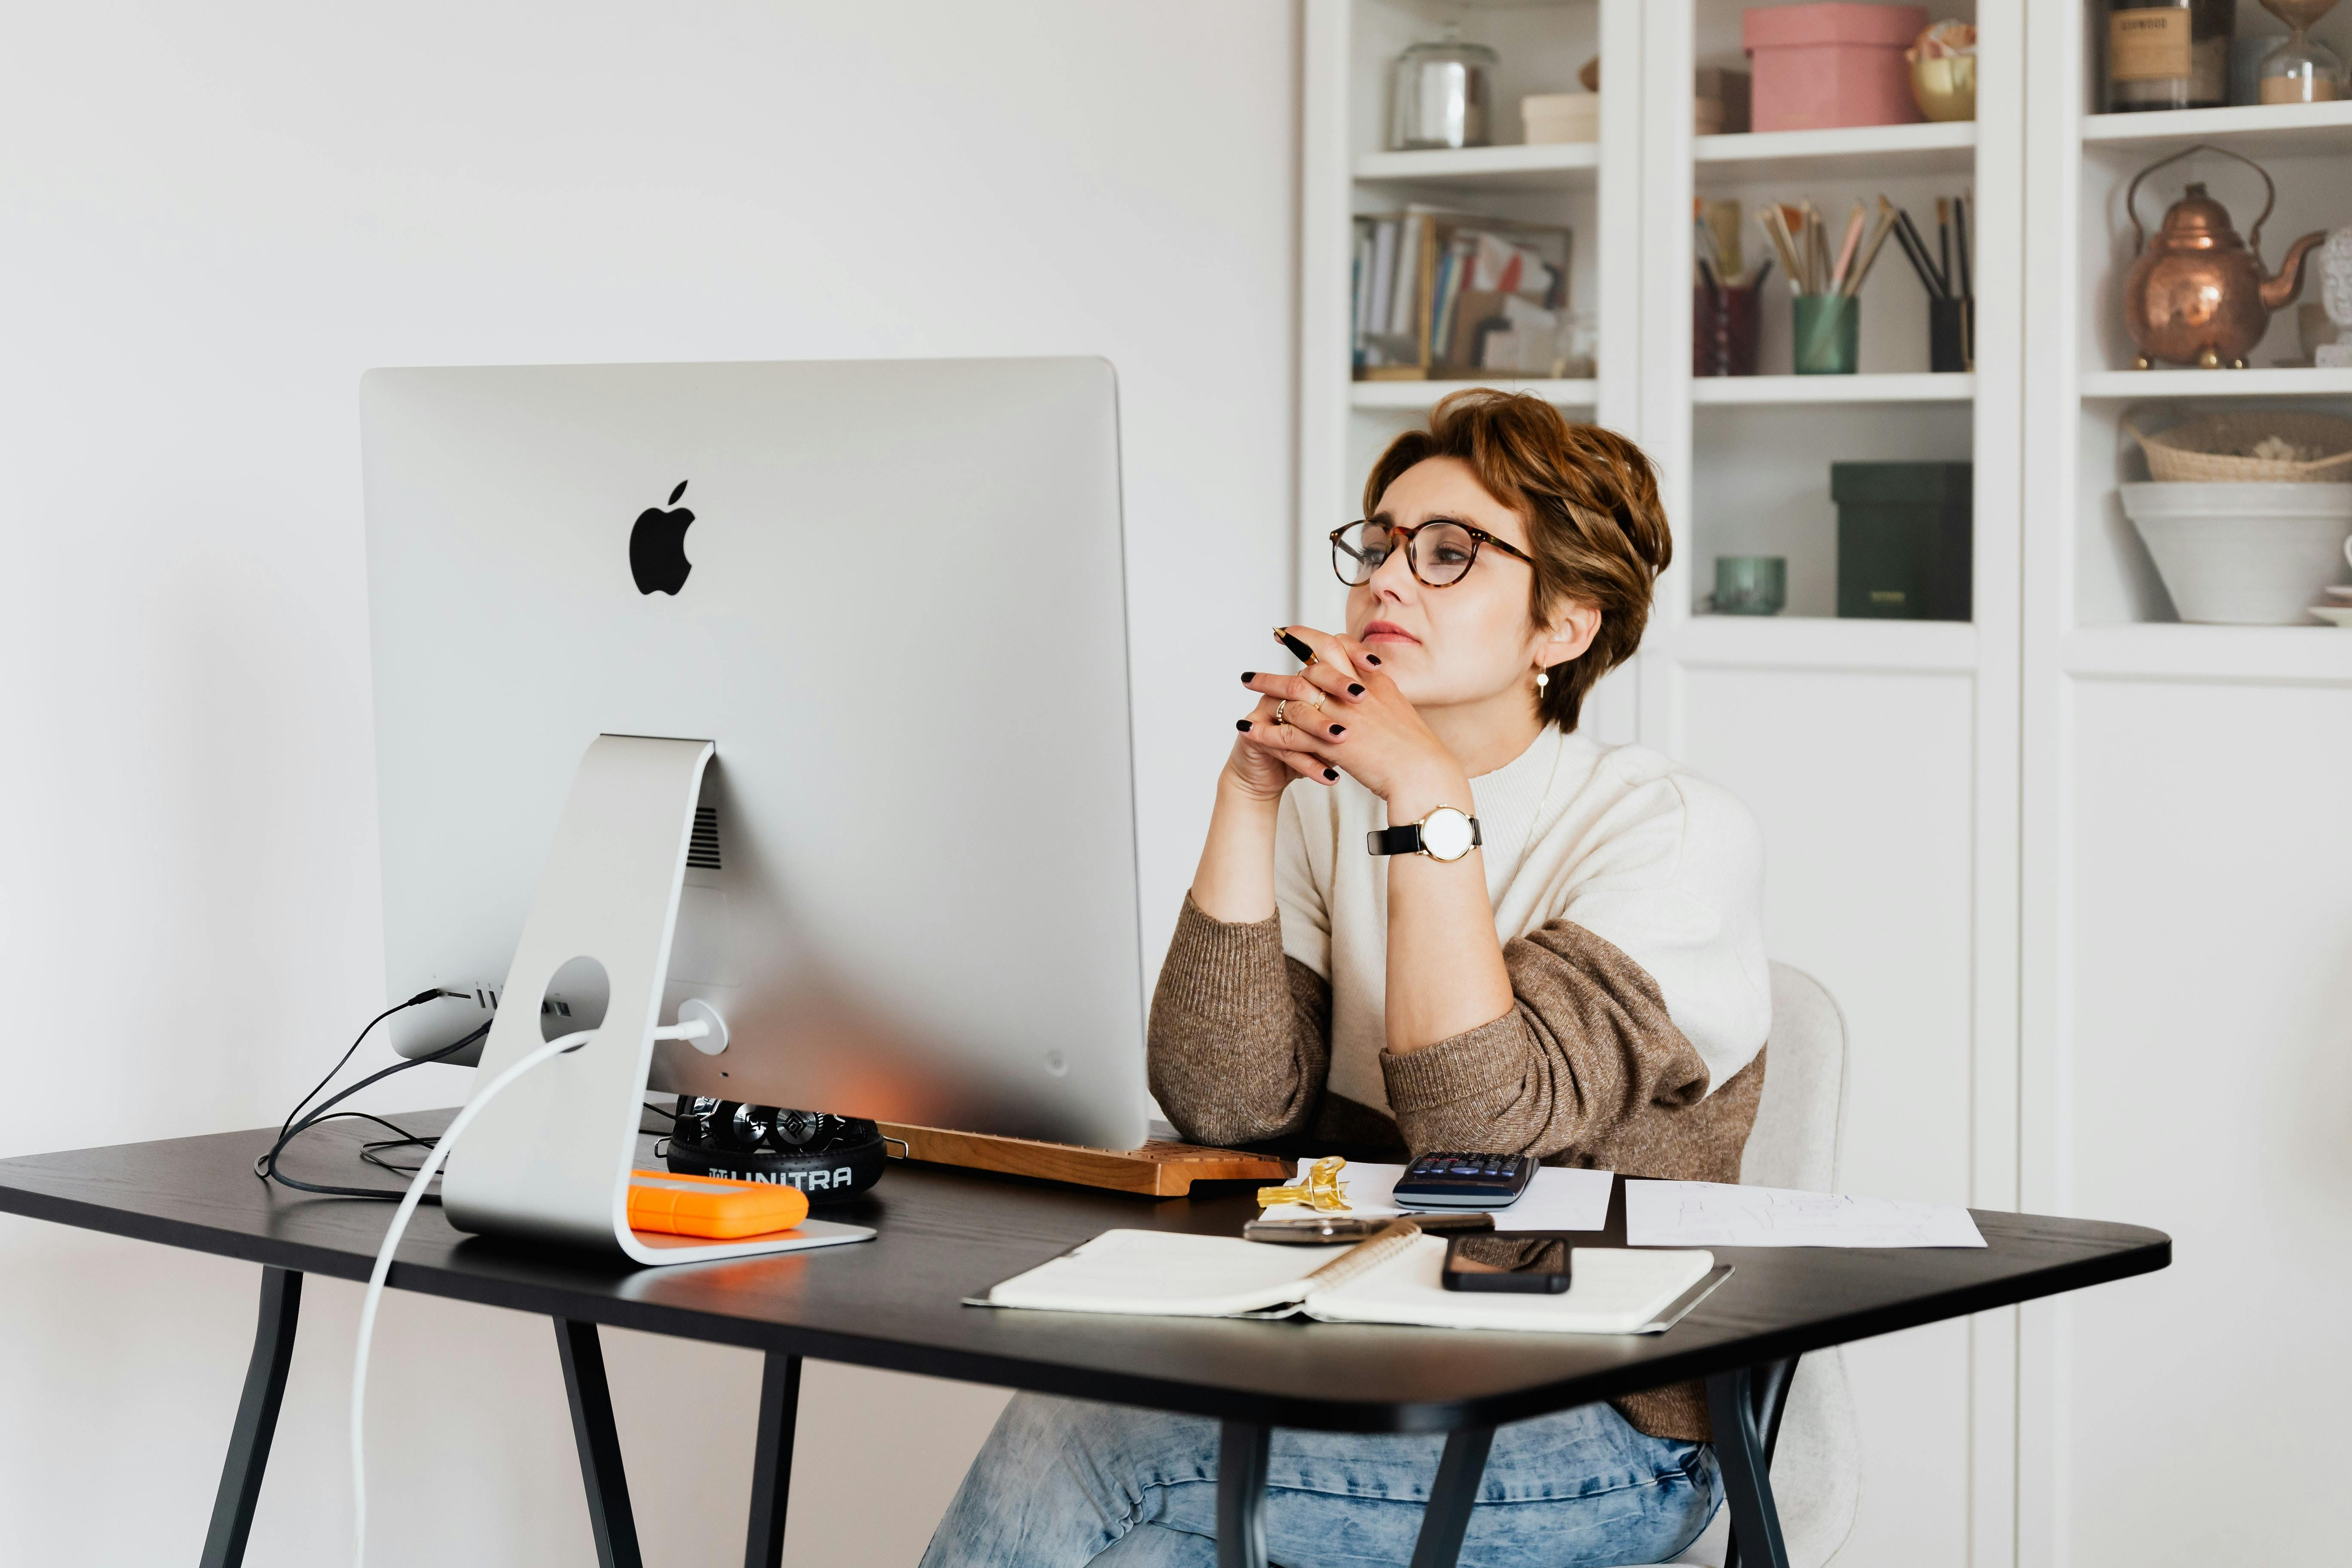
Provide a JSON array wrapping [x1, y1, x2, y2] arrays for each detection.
[[663, 1097, 890, 1202]]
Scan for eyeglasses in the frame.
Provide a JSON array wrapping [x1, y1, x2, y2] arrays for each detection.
[[1329, 518, 1536, 589]]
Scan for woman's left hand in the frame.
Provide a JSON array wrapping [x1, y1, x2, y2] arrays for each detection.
[[1240, 626, 1471, 813]]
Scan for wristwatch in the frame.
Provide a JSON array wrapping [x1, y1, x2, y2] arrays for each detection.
[[1366, 805, 1482, 863]]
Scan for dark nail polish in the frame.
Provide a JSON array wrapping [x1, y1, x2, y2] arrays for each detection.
[[1363, 654, 1381, 666], [1322, 767, 1338, 781], [1328, 724, 1345, 736], [1240, 671, 1256, 683], [1347, 683, 1364, 696], [1236, 720, 1253, 732]]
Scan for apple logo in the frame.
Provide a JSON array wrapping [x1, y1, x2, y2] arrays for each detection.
[[630, 480, 695, 595]]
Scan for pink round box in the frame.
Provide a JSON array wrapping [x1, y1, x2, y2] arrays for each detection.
[[1743, 3, 1927, 133]]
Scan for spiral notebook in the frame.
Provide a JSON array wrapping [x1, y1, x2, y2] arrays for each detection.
[[971, 1227, 1724, 1336]]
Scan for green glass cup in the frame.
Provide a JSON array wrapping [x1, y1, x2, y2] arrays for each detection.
[[1713, 555, 1787, 616], [1792, 294, 1860, 375]]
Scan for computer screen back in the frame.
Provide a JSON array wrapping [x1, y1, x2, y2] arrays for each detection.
[[362, 357, 1147, 1151]]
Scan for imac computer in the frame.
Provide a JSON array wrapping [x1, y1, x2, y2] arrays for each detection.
[[361, 357, 1150, 1258]]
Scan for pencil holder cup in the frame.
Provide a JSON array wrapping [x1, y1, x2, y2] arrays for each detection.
[[1929, 297, 1973, 372], [1793, 294, 1860, 374], [1712, 555, 1788, 616], [1694, 283, 1763, 377]]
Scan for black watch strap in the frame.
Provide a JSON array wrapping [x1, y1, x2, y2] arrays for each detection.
[[1365, 818, 1484, 857]]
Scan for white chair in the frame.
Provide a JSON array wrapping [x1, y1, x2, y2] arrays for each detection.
[[1657, 962, 1863, 1568]]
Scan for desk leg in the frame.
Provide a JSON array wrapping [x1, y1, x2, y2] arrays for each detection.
[[199, 1267, 301, 1568], [1216, 1420, 1271, 1568], [744, 1351, 802, 1568], [555, 1319, 644, 1568], [1408, 1426, 1494, 1568], [1707, 1363, 1794, 1568]]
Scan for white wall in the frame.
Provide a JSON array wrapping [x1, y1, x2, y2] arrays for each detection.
[[0, 5, 1298, 1564]]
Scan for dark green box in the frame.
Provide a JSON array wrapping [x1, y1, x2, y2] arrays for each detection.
[[1831, 462, 1972, 621]]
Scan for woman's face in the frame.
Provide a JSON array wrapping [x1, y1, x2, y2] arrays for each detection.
[[1347, 456, 1595, 710]]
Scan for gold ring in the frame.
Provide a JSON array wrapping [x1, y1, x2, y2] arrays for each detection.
[[1274, 699, 1290, 726], [1305, 687, 1326, 710]]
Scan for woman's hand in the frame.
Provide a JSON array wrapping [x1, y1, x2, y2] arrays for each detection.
[[1235, 627, 1468, 813]]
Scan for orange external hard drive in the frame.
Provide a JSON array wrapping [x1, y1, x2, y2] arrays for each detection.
[[627, 1169, 811, 1239]]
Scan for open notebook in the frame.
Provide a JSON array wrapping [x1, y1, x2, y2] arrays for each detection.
[[975, 1227, 1724, 1336]]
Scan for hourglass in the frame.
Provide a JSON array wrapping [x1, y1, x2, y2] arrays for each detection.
[[2259, 0, 2345, 104]]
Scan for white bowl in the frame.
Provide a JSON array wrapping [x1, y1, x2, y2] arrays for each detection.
[[2312, 605, 2352, 627], [2326, 584, 2352, 600], [2119, 482, 2352, 625]]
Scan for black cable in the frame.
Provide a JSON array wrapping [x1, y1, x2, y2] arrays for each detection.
[[257, 1002, 683, 1201], [254, 1019, 488, 1201], [273, 988, 449, 1153]]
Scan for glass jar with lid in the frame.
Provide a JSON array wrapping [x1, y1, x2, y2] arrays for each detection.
[[2104, 0, 2234, 111], [1390, 28, 1498, 150]]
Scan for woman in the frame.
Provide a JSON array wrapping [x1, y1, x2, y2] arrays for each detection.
[[922, 391, 1771, 1568]]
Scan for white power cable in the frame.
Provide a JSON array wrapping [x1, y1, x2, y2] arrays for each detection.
[[349, 1013, 710, 1566]]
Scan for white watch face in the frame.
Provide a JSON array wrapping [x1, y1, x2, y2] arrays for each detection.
[[1420, 807, 1476, 862]]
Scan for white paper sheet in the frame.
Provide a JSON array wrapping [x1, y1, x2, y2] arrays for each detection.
[[1260, 1162, 1613, 1232], [1624, 1181, 1987, 1248]]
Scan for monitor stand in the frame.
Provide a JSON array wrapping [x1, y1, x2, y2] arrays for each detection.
[[440, 734, 874, 1266]]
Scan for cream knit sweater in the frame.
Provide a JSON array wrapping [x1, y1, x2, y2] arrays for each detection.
[[1274, 725, 1772, 1113]]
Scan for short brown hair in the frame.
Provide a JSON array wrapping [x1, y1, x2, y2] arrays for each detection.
[[1362, 390, 1671, 732]]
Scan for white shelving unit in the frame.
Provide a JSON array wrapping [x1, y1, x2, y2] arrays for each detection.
[[2079, 366, 2352, 399], [1304, 3, 2352, 1561], [1696, 117, 1979, 178], [2080, 94, 2352, 151], [1670, 611, 1981, 673], [2015, 7, 2352, 1568], [1353, 140, 1600, 187], [1348, 376, 1597, 410], [1689, 370, 1976, 404]]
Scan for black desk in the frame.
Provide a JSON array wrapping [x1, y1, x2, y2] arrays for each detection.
[[0, 1114, 2167, 1568]]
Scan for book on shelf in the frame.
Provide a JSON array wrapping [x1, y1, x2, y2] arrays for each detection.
[[1354, 205, 1578, 382]]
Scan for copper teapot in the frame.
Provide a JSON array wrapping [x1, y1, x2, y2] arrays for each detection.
[[2124, 144, 2325, 369]]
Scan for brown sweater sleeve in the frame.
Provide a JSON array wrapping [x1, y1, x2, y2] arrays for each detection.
[[1146, 894, 1332, 1147], [1378, 918, 1760, 1183]]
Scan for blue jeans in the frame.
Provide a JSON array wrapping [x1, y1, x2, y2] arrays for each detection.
[[919, 1392, 1721, 1568]]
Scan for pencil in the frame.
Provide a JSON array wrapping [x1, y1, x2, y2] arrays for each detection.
[[1843, 199, 1901, 297], [1936, 198, 1953, 299], [1952, 194, 1972, 300], [1705, 199, 1745, 281], [1895, 205, 1945, 298], [1756, 208, 1803, 291], [1830, 202, 1865, 295]]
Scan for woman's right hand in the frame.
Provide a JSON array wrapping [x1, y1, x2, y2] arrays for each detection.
[[1222, 629, 1368, 804], [1193, 631, 1361, 922]]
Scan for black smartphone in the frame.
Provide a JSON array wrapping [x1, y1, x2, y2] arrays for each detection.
[[1440, 1234, 1574, 1294], [1243, 1212, 1494, 1245]]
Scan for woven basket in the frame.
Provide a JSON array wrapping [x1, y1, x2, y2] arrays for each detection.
[[2124, 410, 2352, 483]]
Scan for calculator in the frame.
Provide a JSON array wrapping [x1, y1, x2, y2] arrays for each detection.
[[1392, 1152, 1538, 1210]]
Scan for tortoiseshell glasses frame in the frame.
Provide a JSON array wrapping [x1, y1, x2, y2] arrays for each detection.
[[1329, 518, 1537, 589]]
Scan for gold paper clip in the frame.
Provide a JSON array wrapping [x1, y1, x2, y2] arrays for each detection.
[[1257, 1155, 1351, 1211]]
